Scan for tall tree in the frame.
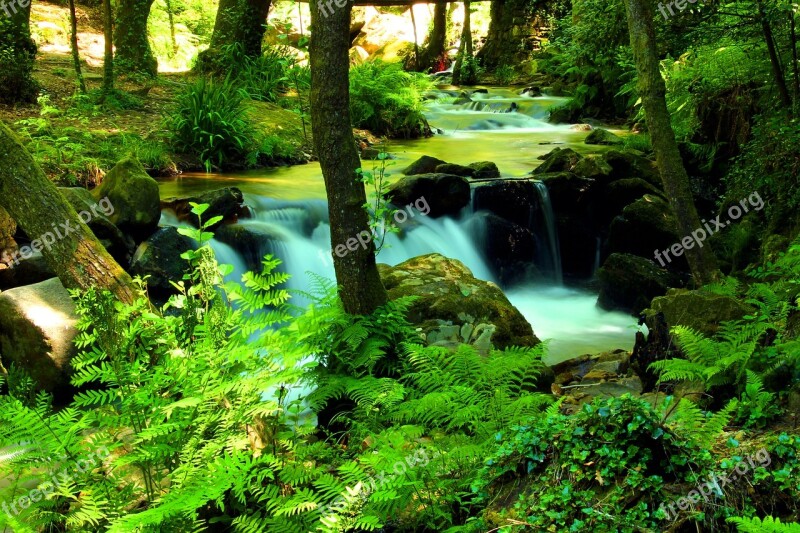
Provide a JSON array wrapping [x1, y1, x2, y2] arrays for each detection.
[[0, 123, 139, 305], [419, 3, 448, 71], [68, 0, 87, 93], [115, 0, 158, 77], [199, 0, 272, 68], [453, 0, 475, 84], [623, 0, 719, 286], [0, 0, 38, 103], [309, 0, 389, 315], [102, 0, 115, 95]]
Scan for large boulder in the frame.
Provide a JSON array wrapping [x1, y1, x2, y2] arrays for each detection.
[[585, 128, 623, 146], [645, 288, 752, 336], [600, 149, 660, 187], [386, 174, 470, 217], [592, 178, 664, 227], [93, 158, 161, 241], [468, 161, 501, 180], [532, 147, 583, 175], [0, 278, 78, 395], [59, 187, 135, 263], [597, 253, 679, 314], [472, 179, 539, 228], [378, 253, 540, 350], [129, 227, 196, 300], [403, 155, 448, 175], [605, 195, 681, 267], [161, 187, 249, 229], [214, 223, 282, 273], [435, 163, 475, 178], [475, 213, 539, 285]]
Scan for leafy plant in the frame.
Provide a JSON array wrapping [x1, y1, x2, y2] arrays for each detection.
[[356, 146, 398, 252]]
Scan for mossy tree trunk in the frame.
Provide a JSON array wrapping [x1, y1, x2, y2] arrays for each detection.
[[201, 0, 272, 67], [0, 0, 38, 103], [309, 0, 388, 315], [476, 0, 527, 69], [623, 0, 719, 286], [115, 0, 158, 77], [452, 0, 474, 84], [755, 0, 791, 109], [0, 123, 139, 305]]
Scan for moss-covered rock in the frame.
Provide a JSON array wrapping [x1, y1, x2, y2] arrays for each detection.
[[386, 173, 470, 217], [532, 147, 583, 174], [130, 227, 196, 301], [59, 187, 134, 263], [0, 207, 16, 252], [403, 155, 448, 175], [435, 163, 475, 178], [597, 253, 679, 314], [93, 157, 161, 241], [161, 187, 249, 229], [572, 154, 613, 180], [378, 253, 540, 350], [600, 149, 660, 187], [606, 195, 681, 266], [585, 128, 623, 145], [645, 288, 753, 336], [469, 161, 501, 179]]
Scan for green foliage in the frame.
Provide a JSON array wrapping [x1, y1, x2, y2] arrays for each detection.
[[736, 371, 782, 428], [0, 17, 38, 104], [730, 516, 800, 532], [349, 60, 432, 138], [493, 64, 516, 85], [357, 147, 398, 252], [167, 76, 254, 171], [472, 395, 718, 532]]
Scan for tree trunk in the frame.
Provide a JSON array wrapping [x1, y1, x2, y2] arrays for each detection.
[[756, 0, 791, 109], [309, 0, 389, 315], [0, 0, 38, 103], [0, 123, 139, 305], [201, 0, 272, 67], [421, 3, 448, 71], [115, 0, 158, 77], [790, 8, 799, 112], [452, 0, 473, 84], [623, 0, 719, 286], [68, 0, 87, 93], [409, 5, 421, 70], [102, 0, 114, 95], [165, 0, 178, 55], [476, 0, 534, 69]]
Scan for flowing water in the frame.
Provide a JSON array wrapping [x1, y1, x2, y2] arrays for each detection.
[[158, 87, 635, 364]]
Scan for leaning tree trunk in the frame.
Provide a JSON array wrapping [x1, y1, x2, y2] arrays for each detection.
[[68, 0, 87, 93], [0, 0, 38, 103], [0, 123, 139, 305], [200, 0, 272, 68], [309, 0, 388, 315], [623, 0, 719, 286], [102, 0, 115, 95], [115, 0, 158, 77]]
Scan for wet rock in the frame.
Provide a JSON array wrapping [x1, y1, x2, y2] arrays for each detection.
[[533, 147, 583, 174], [570, 124, 593, 131], [93, 157, 161, 241], [605, 195, 681, 266], [161, 187, 249, 230], [214, 223, 283, 273], [645, 288, 753, 336], [435, 163, 475, 178], [386, 173, 470, 217], [520, 86, 542, 97], [475, 212, 539, 285], [129, 227, 196, 300], [597, 253, 679, 314], [468, 161, 501, 179], [0, 207, 16, 251], [472, 179, 539, 228], [403, 155, 449, 175], [572, 154, 612, 180], [0, 278, 78, 395], [592, 178, 663, 227], [600, 149, 660, 187], [551, 349, 630, 385], [378, 253, 540, 350], [585, 128, 624, 145]]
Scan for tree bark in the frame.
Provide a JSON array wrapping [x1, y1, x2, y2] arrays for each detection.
[[0, 123, 139, 305], [452, 0, 473, 84], [115, 0, 158, 77], [102, 0, 115, 95], [201, 0, 272, 67], [68, 0, 87, 93], [420, 3, 448, 71], [309, 0, 389, 315], [623, 0, 719, 286], [0, 0, 38, 103], [756, 0, 791, 109]]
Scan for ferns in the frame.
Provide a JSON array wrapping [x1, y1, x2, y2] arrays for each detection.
[[730, 516, 800, 532]]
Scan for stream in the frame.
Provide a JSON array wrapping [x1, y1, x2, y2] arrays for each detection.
[[158, 88, 636, 364]]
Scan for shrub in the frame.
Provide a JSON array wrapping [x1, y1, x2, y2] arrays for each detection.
[[167, 77, 254, 171], [349, 60, 431, 138], [0, 18, 38, 104]]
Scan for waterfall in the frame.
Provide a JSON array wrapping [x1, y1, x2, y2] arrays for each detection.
[[533, 181, 563, 285]]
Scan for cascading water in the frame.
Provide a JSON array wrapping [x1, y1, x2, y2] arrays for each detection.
[[158, 87, 636, 364]]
